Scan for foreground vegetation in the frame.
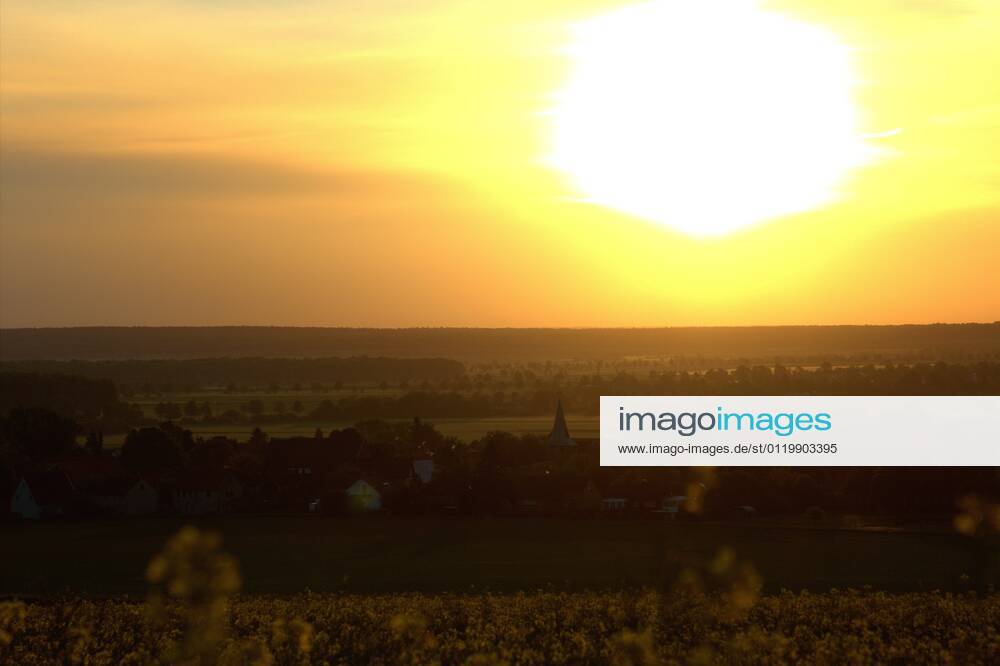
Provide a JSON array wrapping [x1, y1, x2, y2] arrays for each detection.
[[3, 589, 997, 665], [2, 503, 995, 664], [2, 526, 996, 665]]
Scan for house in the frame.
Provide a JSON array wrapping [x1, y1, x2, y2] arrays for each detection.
[[659, 495, 687, 519], [90, 477, 160, 516], [53, 456, 123, 486], [345, 479, 381, 512], [10, 471, 76, 520], [516, 498, 542, 512], [51, 456, 156, 516], [566, 481, 602, 514], [268, 436, 360, 480], [601, 497, 628, 513], [172, 471, 243, 515], [310, 476, 383, 514], [411, 459, 434, 484], [512, 467, 551, 513], [548, 400, 577, 447]]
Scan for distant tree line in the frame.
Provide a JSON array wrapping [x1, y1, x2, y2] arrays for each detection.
[[0, 357, 465, 391], [3, 362, 998, 432], [6, 361, 995, 432], [140, 361, 1000, 424], [2, 323, 998, 361]]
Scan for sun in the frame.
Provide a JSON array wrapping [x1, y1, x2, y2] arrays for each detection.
[[547, 0, 873, 236]]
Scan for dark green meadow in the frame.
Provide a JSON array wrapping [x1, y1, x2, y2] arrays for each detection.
[[0, 516, 980, 597]]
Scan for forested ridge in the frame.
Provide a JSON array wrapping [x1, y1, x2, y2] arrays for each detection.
[[3, 323, 998, 361]]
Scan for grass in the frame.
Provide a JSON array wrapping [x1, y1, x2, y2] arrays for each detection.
[[0, 515, 980, 596], [103, 414, 601, 446]]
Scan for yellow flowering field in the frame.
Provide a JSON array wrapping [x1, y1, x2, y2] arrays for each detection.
[[2, 588, 997, 664], [1, 527, 996, 665]]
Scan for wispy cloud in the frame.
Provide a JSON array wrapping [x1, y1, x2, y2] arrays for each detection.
[[0, 145, 460, 209]]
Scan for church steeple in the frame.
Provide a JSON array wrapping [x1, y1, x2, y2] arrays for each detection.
[[548, 399, 576, 447]]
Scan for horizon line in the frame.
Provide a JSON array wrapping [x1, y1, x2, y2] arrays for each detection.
[[2, 321, 998, 332]]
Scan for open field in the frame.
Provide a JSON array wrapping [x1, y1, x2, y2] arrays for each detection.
[[103, 415, 600, 446], [0, 516, 982, 597], [185, 415, 600, 443]]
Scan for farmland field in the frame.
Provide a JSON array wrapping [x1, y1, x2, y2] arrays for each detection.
[[0, 516, 982, 597], [103, 414, 601, 446]]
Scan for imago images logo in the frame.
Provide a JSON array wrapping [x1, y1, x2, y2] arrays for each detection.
[[601, 396, 1000, 467], [617, 405, 832, 437]]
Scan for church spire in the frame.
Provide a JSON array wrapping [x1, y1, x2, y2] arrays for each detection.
[[548, 399, 576, 447]]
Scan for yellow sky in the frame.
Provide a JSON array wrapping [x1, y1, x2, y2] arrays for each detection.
[[1, 0, 998, 327]]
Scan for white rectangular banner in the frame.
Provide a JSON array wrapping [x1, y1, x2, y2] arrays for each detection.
[[599, 395, 1000, 466]]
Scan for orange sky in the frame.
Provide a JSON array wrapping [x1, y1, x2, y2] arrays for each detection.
[[1, 0, 998, 327]]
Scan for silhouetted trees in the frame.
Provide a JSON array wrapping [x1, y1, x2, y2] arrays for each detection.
[[0, 373, 135, 431], [0, 407, 79, 463], [0, 356, 465, 388], [120, 424, 189, 475], [2, 410, 996, 520], [3, 324, 998, 363]]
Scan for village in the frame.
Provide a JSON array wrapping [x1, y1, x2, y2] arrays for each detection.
[[7, 402, 695, 521]]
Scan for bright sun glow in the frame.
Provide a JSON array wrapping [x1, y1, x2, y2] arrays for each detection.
[[548, 0, 874, 236]]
